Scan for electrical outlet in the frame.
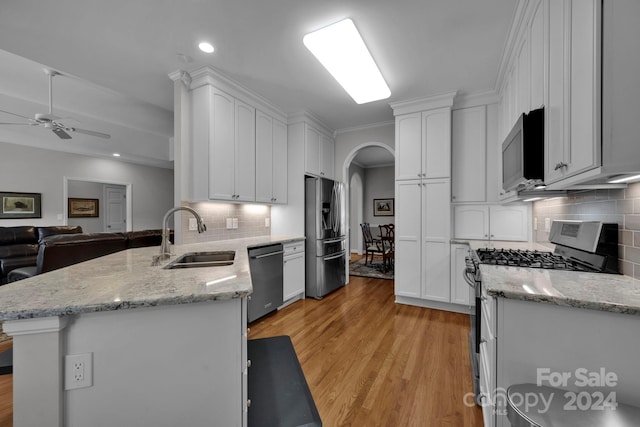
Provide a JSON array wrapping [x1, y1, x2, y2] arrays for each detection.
[[232, 218, 238, 229], [265, 217, 270, 228], [544, 218, 551, 233], [533, 217, 538, 231], [226, 218, 233, 229], [188, 218, 197, 231], [65, 353, 93, 390]]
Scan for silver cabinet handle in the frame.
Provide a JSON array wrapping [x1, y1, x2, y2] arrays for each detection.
[[250, 250, 284, 259], [554, 162, 568, 171]]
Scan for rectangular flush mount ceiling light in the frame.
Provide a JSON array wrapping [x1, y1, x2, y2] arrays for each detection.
[[303, 18, 391, 104]]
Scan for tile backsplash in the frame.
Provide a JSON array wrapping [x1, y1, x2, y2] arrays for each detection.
[[532, 182, 640, 279], [180, 201, 271, 244]]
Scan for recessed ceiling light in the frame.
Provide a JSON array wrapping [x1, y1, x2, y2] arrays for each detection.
[[303, 18, 390, 104], [198, 42, 215, 54], [112, 153, 121, 157]]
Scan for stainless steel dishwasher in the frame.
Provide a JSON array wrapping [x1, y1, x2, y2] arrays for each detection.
[[247, 243, 284, 323]]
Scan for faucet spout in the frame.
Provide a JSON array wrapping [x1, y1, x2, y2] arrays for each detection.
[[156, 206, 207, 263]]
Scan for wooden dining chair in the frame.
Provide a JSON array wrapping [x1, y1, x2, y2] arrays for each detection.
[[377, 224, 395, 273], [360, 223, 382, 265]]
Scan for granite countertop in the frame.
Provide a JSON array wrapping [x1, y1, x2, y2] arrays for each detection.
[[464, 240, 640, 315], [0, 235, 304, 322]]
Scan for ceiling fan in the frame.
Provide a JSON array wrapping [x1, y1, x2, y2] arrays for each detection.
[[0, 69, 111, 140]]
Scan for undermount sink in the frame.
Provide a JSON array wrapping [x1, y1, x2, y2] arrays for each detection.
[[163, 251, 236, 269]]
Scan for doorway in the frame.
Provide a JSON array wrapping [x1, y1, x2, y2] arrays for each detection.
[[63, 177, 132, 232], [342, 142, 395, 281]]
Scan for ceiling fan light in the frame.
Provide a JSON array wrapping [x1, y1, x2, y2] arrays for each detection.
[[198, 42, 215, 54], [303, 18, 390, 104]]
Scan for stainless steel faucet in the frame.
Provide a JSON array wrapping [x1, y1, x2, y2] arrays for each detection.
[[154, 206, 207, 264]]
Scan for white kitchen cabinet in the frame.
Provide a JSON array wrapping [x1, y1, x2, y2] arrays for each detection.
[[191, 85, 256, 202], [304, 125, 334, 179], [256, 111, 287, 204], [282, 240, 305, 304], [545, 0, 601, 185], [454, 204, 529, 241], [395, 108, 451, 181], [452, 105, 487, 203], [395, 179, 451, 303]]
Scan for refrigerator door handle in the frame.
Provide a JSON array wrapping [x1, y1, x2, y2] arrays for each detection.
[[323, 252, 345, 261], [323, 238, 344, 244]]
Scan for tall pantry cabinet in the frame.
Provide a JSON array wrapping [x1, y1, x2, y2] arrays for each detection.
[[391, 93, 459, 310]]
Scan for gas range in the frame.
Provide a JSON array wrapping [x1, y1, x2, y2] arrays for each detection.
[[474, 248, 601, 272], [471, 220, 620, 275]]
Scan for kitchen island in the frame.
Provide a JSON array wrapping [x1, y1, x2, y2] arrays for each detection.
[[0, 235, 303, 427], [470, 242, 640, 427]]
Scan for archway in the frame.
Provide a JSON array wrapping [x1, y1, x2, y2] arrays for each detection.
[[341, 142, 395, 282]]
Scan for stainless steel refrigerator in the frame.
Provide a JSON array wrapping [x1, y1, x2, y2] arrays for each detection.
[[305, 176, 346, 299]]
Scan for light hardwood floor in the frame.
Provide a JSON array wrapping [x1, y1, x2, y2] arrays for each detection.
[[249, 272, 483, 426], [0, 272, 482, 427]]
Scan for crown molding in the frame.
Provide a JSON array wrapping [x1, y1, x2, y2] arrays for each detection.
[[389, 91, 457, 116], [452, 89, 500, 110], [287, 110, 334, 137], [335, 120, 394, 136]]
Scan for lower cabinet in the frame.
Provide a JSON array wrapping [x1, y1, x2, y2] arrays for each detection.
[[282, 240, 305, 305], [396, 179, 471, 312]]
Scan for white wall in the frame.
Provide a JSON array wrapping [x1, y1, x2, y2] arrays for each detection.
[[0, 142, 173, 230], [67, 180, 106, 233], [334, 123, 395, 182], [349, 163, 364, 253], [363, 166, 395, 226]]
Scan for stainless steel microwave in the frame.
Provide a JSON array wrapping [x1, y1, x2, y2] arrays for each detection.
[[502, 107, 544, 191]]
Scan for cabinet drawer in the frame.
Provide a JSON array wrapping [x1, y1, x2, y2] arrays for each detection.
[[284, 241, 305, 257]]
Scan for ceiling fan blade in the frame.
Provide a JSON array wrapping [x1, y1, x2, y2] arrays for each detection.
[[69, 127, 111, 139], [0, 109, 33, 120], [51, 127, 72, 139]]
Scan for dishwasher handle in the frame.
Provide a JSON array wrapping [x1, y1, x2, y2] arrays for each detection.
[[250, 250, 284, 259]]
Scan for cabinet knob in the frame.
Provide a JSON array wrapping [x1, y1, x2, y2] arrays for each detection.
[[417, 173, 422, 177], [484, 234, 488, 238], [247, 359, 252, 368], [452, 196, 456, 200], [247, 399, 252, 408], [490, 234, 494, 238], [554, 162, 568, 171]]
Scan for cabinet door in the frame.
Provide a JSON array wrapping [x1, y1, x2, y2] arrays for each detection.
[[209, 88, 236, 201], [395, 113, 423, 180], [566, 0, 600, 177], [394, 181, 422, 298], [450, 244, 472, 306], [304, 126, 321, 176], [255, 111, 274, 203], [489, 205, 529, 241], [529, 0, 545, 111], [320, 134, 334, 179], [454, 205, 489, 240], [422, 108, 451, 179], [283, 252, 305, 301], [452, 106, 487, 202], [422, 179, 451, 302], [516, 34, 530, 118], [272, 119, 288, 204], [234, 100, 256, 202], [191, 85, 211, 201]]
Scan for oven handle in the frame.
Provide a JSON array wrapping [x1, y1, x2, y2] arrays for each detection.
[[463, 269, 477, 289]]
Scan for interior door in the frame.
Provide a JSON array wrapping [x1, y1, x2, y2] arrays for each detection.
[[104, 185, 126, 232]]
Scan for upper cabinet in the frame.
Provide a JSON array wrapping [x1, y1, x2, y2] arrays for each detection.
[[395, 100, 453, 181], [304, 124, 334, 179], [256, 110, 287, 204], [498, 0, 640, 190], [545, 0, 600, 185], [188, 67, 288, 204], [452, 105, 487, 203]]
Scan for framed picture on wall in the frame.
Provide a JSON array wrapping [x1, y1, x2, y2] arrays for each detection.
[[373, 198, 394, 216], [0, 191, 42, 219], [68, 198, 99, 218]]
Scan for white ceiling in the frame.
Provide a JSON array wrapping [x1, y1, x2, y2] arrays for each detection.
[[0, 0, 517, 168]]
